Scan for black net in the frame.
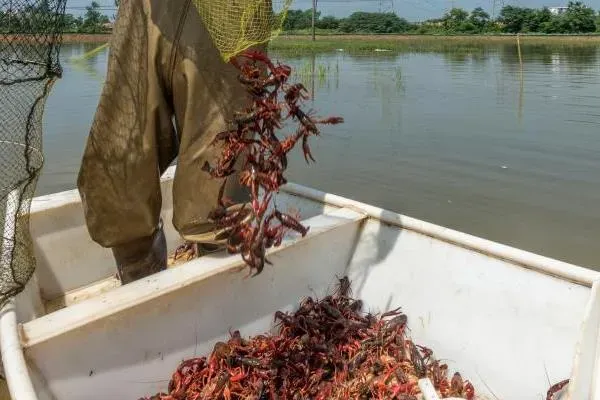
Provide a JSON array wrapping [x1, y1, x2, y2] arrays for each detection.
[[0, 0, 66, 307]]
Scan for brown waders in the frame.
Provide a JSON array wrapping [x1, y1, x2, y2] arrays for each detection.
[[77, 0, 265, 284]]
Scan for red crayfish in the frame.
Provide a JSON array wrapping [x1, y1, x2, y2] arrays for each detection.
[[200, 49, 344, 276]]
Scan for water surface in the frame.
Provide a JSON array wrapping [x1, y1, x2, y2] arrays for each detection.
[[40, 42, 600, 269]]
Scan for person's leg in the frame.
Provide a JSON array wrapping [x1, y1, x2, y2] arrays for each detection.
[[168, 8, 267, 246], [112, 219, 168, 284], [77, 0, 177, 284]]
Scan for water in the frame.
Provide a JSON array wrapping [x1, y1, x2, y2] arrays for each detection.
[[39, 42, 600, 269]]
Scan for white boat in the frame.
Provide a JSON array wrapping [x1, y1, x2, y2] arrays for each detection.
[[1, 164, 600, 400]]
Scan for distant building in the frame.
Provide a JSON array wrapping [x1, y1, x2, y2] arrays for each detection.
[[549, 6, 568, 15]]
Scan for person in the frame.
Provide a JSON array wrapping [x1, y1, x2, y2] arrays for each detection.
[[77, 0, 265, 284]]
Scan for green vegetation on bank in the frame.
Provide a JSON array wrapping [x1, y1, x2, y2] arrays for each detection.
[[283, 2, 600, 35], [3, 1, 600, 39], [268, 35, 600, 55], [0, 1, 112, 34]]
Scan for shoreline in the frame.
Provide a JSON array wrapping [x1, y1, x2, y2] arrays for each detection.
[[61, 33, 112, 43], [40, 33, 600, 45], [280, 33, 600, 41], [1, 34, 112, 43], [270, 34, 600, 52]]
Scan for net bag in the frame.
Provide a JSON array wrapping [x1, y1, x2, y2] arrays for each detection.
[[192, 0, 292, 62], [0, 0, 66, 308]]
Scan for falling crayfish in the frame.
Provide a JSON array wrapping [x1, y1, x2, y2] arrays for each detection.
[[197, 49, 344, 276]]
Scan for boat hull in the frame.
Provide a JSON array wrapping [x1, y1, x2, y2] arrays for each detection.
[[1, 165, 597, 400]]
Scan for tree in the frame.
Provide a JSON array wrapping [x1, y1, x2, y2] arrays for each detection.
[[563, 1, 596, 33], [316, 15, 339, 30], [283, 9, 317, 31], [442, 7, 469, 31], [279, 4, 599, 35], [80, 1, 110, 33], [498, 6, 536, 33], [62, 14, 83, 33], [468, 7, 490, 32], [339, 12, 411, 34], [526, 7, 552, 32], [0, 2, 83, 34]]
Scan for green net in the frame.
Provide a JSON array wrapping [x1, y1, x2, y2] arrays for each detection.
[[192, 0, 292, 62], [0, 0, 66, 307]]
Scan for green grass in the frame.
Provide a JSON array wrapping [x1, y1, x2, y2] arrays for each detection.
[[269, 34, 600, 55], [269, 35, 600, 56], [279, 30, 600, 38], [292, 59, 340, 87]]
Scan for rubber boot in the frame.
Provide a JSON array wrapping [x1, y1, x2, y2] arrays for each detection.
[[112, 221, 168, 285]]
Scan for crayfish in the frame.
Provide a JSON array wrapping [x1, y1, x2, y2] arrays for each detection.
[[139, 277, 477, 400], [198, 49, 344, 276]]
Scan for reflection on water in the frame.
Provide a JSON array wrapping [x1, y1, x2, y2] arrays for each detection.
[[40, 43, 108, 195], [39, 42, 600, 269]]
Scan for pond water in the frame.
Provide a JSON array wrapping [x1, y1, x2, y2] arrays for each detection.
[[40, 42, 600, 269]]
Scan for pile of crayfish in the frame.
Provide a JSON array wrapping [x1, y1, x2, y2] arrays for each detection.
[[173, 50, 343, 275], [139, 277, 476, 400]]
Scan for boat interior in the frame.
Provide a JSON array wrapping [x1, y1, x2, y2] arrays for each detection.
[[5, 165, 599, 399]]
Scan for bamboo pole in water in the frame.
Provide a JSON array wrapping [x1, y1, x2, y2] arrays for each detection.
[[311, 53, 315, 101], [518, 71, 524, 123], [517, 33, 523, 69], [311, 0, 317, 41], [517, 34, 524, 123]]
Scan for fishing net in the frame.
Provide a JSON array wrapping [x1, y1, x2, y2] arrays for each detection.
[[192, 0, 292, 62], [0, 0, 66, 307]]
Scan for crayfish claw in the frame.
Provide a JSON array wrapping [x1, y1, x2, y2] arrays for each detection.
[[250, 269, 261, 278], [302, 136, 316, 164], [242, 266, 254, 280]]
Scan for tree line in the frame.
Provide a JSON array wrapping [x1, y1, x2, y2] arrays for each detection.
[[1, 1, 111, 34], [284, 2, 600, 34], [3, 1, 598, 36]]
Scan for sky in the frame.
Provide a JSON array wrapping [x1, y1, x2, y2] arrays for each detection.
[[66, 0, 600, 22]]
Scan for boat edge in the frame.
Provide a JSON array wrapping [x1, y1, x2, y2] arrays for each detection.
[[280, 182, 600, 287], [30, 165, 600, 287]]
